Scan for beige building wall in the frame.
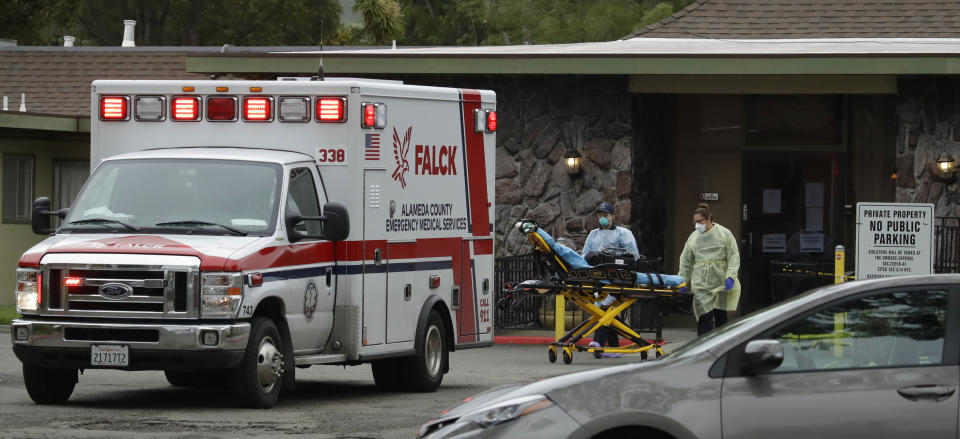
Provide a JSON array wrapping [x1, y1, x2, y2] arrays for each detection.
[[665, 95, 743, 274], [0, 134, 88, 306]]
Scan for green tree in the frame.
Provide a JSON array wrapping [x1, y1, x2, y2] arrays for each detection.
[[1, 0, 342, 46], [354, 0, 405, 45]]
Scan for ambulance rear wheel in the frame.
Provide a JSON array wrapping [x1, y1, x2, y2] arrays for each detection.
[[404, 310, 447, 392], [23, 365, 77, 404], [548, 346, 557, 363], [231, 317, 284, 408]]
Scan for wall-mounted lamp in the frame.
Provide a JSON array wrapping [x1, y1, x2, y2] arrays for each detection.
[[937, 152, 956, 175], [563, 149, 582, 177]]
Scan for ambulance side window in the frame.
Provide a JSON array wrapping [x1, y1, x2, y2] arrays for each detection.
[[287, 167, 322, 237]]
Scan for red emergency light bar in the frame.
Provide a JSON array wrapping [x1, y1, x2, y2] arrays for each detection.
[[99, 96, 129, 121], [171, 96, 201, 121], [63, 277, 83, 287], [243, 97, 273, 121], [207, 97, 237, 121], [316, 97, 346, 122]]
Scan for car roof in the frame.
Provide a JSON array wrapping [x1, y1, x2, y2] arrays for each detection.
[[100, 147, 313, 165]]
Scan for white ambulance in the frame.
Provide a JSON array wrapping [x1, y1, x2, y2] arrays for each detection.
[[10, 78, 497, 408]]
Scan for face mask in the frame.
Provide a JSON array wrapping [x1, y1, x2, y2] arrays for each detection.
[[695, 223, 707, 233], [599, 217, 611, 228]]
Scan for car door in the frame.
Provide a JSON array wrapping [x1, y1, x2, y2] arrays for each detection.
[[721, 286, 959, 439], [285, 165, 336, 353]]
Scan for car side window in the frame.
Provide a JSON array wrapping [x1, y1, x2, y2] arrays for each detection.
[[761, 289, 947, 372], [286, 167, 322, 237]]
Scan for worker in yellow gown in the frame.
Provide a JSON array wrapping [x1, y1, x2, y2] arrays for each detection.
[[678, 204, 741, 336]]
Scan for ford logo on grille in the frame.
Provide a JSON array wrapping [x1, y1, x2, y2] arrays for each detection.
[[98, 283, 134, 300]]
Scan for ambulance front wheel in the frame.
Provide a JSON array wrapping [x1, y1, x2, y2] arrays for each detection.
[[230, 317, 284, 408], [23, 365, 77, 404], [406, 310, 447, 392]]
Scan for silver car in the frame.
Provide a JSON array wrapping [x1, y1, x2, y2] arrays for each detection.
[[420, 275, 959, 438]]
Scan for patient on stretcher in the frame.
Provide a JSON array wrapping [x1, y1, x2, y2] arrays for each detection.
[[533, 228, 685, 289]]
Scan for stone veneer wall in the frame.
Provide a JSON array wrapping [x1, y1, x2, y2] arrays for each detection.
[[896, 76, 960, 215], [489, 76, 638, 256]]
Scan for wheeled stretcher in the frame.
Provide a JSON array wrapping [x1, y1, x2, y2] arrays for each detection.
[[503, 220, 688, 364]]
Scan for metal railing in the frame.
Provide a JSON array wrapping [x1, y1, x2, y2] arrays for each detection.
[[935, 217, 960, 273]]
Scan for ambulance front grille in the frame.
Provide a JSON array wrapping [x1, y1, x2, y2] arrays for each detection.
[[42, 266, 197, 318]]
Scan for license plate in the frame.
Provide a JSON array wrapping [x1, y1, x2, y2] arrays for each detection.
[[91, 344, 129, 367]]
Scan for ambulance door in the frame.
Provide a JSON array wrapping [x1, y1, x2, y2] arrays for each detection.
[[458, 240, 478, 339], [285, 165, 335, 352], [362, 169, 387, 346], [386, 242, 416, 343]]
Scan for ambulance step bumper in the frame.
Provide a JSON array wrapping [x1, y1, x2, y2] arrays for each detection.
[[10, 318, 250, 371]]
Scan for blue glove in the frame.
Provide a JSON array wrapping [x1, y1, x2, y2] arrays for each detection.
[[678, 286, 687, 293], [725, 277, 734, 291]]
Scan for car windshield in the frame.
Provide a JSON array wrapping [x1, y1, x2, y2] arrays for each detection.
[[665, 283, 842, 359], [62, 159, 281, 235]]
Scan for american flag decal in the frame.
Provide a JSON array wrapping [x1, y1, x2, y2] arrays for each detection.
[[365, 133, 380, 160]]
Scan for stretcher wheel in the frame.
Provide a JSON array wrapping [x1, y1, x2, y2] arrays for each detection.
[[548, 346, 557, 363], [640, 350, 648, 361], [562, 347, 573, 365], [656, 348, 663, 359]]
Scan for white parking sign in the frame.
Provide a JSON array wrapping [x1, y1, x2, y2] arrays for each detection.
[[856, 202, 934, 280]]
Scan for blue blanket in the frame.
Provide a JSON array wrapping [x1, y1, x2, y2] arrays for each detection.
[[536, 229, 685, 288]]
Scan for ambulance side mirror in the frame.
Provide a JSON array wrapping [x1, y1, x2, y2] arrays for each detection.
[[31, 197, 67, 235], [319, 202, 350, 241], [285, 202, 350, 243]]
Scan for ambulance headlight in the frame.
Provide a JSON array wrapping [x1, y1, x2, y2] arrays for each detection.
[[15, 269, 40, 314], [200, 272, 243, 318]]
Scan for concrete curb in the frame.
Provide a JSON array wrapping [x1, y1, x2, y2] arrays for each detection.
[[493, 336, 664, 347]]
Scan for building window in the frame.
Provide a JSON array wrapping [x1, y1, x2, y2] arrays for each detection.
[[3, 154, 34, 223]]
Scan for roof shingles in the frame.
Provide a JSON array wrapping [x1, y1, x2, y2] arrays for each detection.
[[0, 51, 206, 116], [626, 0, 960, 39]]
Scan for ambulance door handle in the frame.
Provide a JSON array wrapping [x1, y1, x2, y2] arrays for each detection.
[[374, 248, 382, 265], [325, 266, 333, 288], [404, 283, 412, 301]]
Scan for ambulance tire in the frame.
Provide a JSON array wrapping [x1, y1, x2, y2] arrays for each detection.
[[371, 358, 405, 391], [404, 310, 447, 392], [23, 365, 76, 404], [231, 317, 284, 408]]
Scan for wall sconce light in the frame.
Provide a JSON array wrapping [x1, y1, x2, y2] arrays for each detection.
[[563, 149, 582, 177], [937, 152, 955, 175]]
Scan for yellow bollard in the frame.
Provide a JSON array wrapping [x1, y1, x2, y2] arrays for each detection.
[[555, 294, 565, 342], [834, 245, 846, 284]]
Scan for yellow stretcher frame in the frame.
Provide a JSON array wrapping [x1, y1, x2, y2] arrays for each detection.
[[509, 223, 688, 364]]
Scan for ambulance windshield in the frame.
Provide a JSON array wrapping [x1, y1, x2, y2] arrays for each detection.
[[62, 159, 281, 235]]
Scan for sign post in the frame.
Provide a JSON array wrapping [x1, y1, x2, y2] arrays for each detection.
[[855, 202, 934, 280]]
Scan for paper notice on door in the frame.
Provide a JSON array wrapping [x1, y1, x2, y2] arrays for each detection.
[[762, 234, 786, 253], [805, 182, 824, 207], [805, 207, 823, 231], [762, 189, 781, 214], [799, 232, 824, 253]]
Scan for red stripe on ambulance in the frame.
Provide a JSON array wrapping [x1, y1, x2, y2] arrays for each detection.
[[460, 90, 491, 238]]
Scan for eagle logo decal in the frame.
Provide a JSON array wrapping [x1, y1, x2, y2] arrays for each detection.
[[392, 126, 412, 189]]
